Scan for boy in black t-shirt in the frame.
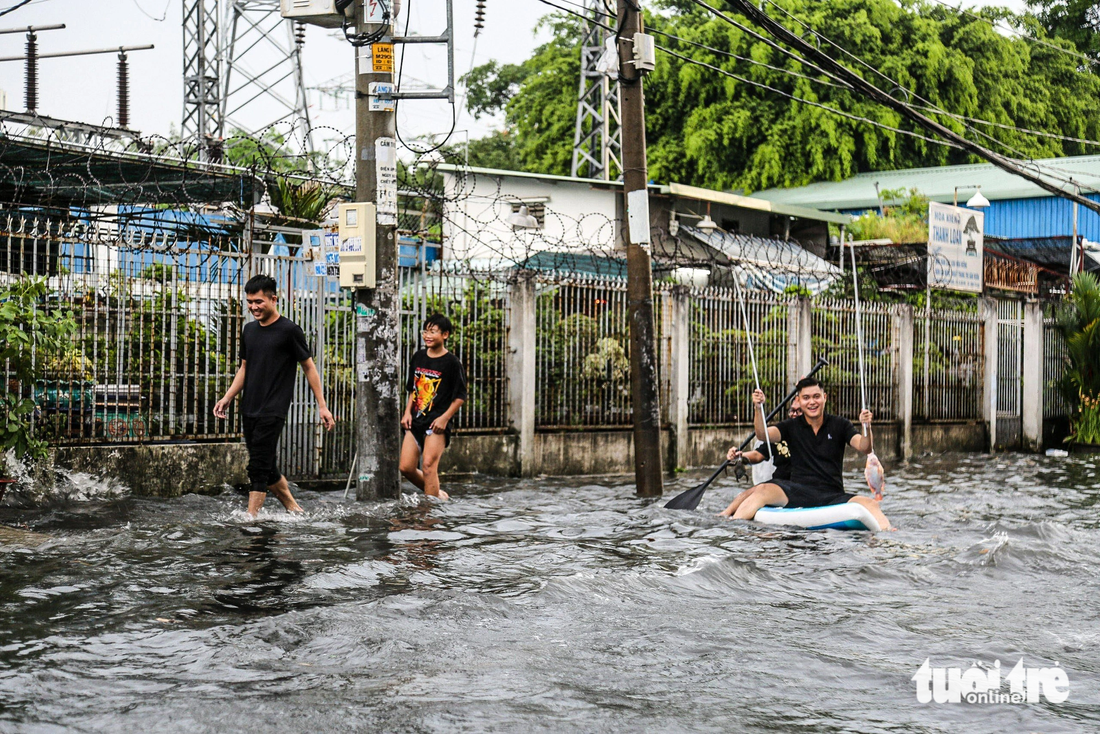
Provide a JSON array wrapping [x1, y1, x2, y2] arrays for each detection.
[[719, 377, 891, 530], [213, 275, 335, 517], [399, 313, 467, 501]]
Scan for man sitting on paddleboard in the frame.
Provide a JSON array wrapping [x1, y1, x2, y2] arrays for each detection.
[[719, 377, 891, 530]]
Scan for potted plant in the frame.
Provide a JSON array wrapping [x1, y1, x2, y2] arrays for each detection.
[[1056, 272, 1100, 453], [1, 277, 76, 499]]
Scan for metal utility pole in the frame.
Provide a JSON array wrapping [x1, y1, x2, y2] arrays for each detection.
[[616, 0, 663, 496], [354, 2, 401, 501]]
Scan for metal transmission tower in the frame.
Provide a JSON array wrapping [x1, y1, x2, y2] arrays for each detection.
[[570, 0, 621, 181], [222, 1, 314, 153], [181, 0, 314, 155], [182, 0, 220, 147]]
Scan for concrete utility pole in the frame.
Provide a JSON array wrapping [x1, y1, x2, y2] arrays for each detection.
[[616, 0, 663, 497], [355, 3, 401, 501]]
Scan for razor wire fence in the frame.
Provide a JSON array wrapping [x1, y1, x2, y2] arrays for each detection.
[[4, 209, 1039, 483]]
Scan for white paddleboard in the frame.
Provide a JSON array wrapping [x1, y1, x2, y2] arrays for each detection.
[[754, 503, 881, 532]]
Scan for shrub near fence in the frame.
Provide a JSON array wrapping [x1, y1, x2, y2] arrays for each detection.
[[536, 276, 636, 429]]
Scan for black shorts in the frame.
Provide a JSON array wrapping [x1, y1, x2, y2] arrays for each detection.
[[408, 424, 451, 452], [771, 479, 853, 509], [242, 415, 285, 493]]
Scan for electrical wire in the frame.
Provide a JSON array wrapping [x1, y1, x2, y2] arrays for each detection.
[[694, 0, 1100, 213], [0, 0, 33, 17], [658, 44, 958, 148], [393, 0, 457, 156], [926, 0, 1100, 68]]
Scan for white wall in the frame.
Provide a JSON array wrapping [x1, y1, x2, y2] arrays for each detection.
[[442, 172, 620, 265]]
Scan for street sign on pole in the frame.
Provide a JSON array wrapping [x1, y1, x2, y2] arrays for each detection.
[[928, 201, 984, 293]]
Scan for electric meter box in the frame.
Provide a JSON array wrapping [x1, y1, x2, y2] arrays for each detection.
[[279, 0, 348, 28], [338, 202, 377, 289]]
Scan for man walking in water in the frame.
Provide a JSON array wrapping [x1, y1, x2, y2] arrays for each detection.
[[214, 274, 335, 516], [720, 377, 891, 530]]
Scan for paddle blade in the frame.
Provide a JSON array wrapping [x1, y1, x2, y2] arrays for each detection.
[[663, 483, 708, 510]]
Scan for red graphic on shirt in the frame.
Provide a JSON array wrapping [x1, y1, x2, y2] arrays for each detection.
[[412, 368, 443, 418]]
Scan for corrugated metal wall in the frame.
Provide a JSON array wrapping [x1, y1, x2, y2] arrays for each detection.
[[843, 193, 1100, 241], [982, 193, 1100, 240]]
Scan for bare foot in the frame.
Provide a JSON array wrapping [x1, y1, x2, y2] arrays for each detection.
[[426, 488, 449, 501]]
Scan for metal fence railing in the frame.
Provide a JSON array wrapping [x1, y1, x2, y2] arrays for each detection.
[[535, 275, 636, 429], [686, 287, 788, 427], [1044, 318, 1070, 420], [811, 298, 899, 420], [1, 215, 357, 479], [914, 307, 985, 421], [399, 264, 511, 432], [7, 213, 1029, 479]]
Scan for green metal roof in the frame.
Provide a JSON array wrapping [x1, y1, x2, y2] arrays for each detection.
[[751, 155, 1100, 211]]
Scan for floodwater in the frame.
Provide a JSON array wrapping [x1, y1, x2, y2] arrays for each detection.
[[2, 453, 1099, 733]]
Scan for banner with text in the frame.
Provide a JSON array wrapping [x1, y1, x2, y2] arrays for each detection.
[[928, 202, 984, 293]]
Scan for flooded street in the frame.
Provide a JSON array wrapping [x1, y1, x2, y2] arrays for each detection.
[[2, 453, 1099, 732]]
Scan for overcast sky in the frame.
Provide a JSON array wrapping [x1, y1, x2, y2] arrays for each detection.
[[0, 0, 1029, 154]]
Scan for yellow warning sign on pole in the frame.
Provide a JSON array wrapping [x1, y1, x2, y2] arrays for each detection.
[[371, 43, 394, 73]]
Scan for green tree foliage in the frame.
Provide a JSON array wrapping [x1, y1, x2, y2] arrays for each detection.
[[463, 1, 1100, 190], [1026, 0, 1100, 60], [1056, 271, 1100, 442], [847, 187, 930, 242], [0, 279, 76, 465]]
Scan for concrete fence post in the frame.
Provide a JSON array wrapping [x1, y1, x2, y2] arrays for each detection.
[[1021, 299, 1044, 452], [507, 275, 537, 476], [669, 286, 691, 469], [788, 296, 813, 385], [895, 304, 914, 461], [982, 297, 999, 451]]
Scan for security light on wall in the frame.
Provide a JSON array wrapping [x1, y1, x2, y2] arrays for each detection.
[[507, 205, 539, 229]]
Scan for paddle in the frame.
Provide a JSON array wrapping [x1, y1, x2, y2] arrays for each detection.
[[663, 356, 829, 510]]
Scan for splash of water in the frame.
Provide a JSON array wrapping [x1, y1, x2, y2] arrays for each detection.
[[1, 451, 129, 506]]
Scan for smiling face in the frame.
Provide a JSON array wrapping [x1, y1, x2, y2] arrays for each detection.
[[797, 385, 827, 420], [246, 290, 277, 323], [421, 324, 449, 349]]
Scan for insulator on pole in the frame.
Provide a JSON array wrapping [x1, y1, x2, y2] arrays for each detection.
[[24, 30, 37, 112], [474, 0, 486, 37], [117, 50, 130, 129]]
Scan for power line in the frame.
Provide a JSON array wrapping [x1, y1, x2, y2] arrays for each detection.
[[0, 0, 33, 18], [751, 0, 1100, 190], [695, 0, 1100, 213], [926, 0, 1100, 68], [658, 44, 957, 149]]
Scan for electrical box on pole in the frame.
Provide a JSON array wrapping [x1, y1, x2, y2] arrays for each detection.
[[278, 0, 352, 28], [338, 202, 377, 288]]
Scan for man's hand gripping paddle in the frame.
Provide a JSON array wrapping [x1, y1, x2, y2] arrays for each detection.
[[663, 357, 829, 510]]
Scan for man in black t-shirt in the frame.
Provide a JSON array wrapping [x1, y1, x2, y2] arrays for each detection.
[[720, 377, 891, 530], [214, 275, 335, 516], [399, 313, 467, 501]]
